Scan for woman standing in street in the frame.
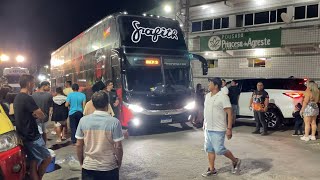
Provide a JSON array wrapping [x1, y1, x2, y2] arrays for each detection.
[[52, 87, 69, 142], [300, 81, 319, 141]]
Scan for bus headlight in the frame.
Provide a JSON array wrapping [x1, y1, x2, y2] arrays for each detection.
[[128, 104, 144, 113], [0, 131, 19, 152], [132, 118, 141, 127], [184, 101, 196, 110]]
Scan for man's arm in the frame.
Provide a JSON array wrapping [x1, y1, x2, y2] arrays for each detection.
[[49, 107, 53, 120], [114, 141, 123, 168], [49, 95, 54, 118], [264, 98, 269, 112], [112, 121, 124, 168], [82, 94, 86, 109], [75, 120, 84, 165], [83, 102, 89, 116], [82, 101, 86, 110], [249, 94, 253, 109], [113, 92, 119, 107], [224, 107, 233, 140], [65, 94, 70, 107], [237, 89, 241, 104], [76, 139, 84, 166], [33, 108, 46, 120], [264, 92, 270, 112]]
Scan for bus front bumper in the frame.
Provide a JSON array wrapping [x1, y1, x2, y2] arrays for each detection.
[[128, 109, 194, 127]]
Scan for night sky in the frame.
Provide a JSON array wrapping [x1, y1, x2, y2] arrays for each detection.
[[0, 0, 159, 66]]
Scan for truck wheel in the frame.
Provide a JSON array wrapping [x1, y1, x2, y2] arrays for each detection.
[[265, 109, 282, 129]]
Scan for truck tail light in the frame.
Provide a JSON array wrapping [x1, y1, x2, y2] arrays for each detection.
[[283, 92, 304, 98]]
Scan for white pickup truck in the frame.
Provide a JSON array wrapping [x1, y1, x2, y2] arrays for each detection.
[[234, 78, 306, 128]]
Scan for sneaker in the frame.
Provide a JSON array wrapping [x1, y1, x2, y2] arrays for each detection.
[[298, 133, 304, 137], [232, 159, 241, 174], [252, 131, 260, 134], [310, 136, 316, 141], [202, 168, 217, 177], [51, 131, 57, 135], [292, 133, 299, 137], [300, 136, 310, 141]]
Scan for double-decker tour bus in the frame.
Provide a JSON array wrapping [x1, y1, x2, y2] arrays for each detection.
[[51, 13, 208, 129], [2, 67, 29, 92]]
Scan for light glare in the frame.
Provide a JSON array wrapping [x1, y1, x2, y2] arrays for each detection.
[[16, 55, 25, 63], [0, 54, 10, 61], [164, 5, 172, 13]]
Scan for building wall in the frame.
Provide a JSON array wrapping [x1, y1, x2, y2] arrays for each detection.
[[192, 55, 320, 86], [188, 1, 320, 86]]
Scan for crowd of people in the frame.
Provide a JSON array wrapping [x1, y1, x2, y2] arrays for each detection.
[[0, 75, 124, 180], [1, 75, 320, 179], [193, 79, 320, 140]]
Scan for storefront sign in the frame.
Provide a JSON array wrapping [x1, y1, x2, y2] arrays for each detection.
[[200, 29, 281, 51]]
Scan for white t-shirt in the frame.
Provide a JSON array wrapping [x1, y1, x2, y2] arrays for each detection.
[[204, 91, 232, 131], [221, 86, 229, 95]]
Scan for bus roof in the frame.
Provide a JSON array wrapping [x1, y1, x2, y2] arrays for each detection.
[[51, 13, 185, 61]]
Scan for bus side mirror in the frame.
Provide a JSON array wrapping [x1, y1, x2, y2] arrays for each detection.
[[191, 54, 208, 75]]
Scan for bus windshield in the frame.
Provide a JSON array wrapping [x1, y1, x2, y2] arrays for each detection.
[[4, 75, 20, 84], [126, 66, 163, 92], [125, 55, 190, 93]]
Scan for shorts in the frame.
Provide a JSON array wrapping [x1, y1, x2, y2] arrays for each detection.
[[37, 122, 48, 134], [304, 102, 319, 117], [204, 130, 228, 155], [23, 137, 51, 164], [54, 121, 67, 127]]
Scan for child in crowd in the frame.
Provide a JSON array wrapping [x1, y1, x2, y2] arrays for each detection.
[[292, 103, 304, 136]]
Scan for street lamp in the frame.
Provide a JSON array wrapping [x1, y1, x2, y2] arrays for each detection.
[[0, 54, 10, 62], [38, 74, 46, 81], [16, 55, 25, 63], [44, 65, 49, 69], [164, 4, 172, 13]]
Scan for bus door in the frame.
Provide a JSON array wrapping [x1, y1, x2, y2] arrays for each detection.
[[111, 51, 124, 120], [110, 51, 121, 88]]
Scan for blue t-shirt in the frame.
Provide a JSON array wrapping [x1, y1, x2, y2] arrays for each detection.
[[66, 92, 86, 115]]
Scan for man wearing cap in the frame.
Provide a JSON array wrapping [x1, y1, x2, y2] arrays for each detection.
[[202, 77, 241, 177], [32, 81, 53, 144]]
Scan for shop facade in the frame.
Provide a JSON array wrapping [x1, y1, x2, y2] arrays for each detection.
[[186, 0, 320, 85]]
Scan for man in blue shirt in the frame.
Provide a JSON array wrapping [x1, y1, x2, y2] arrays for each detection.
[[66, 83, 86, 144]]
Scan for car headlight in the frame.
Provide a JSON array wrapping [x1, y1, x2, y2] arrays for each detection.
[[0, 131, 19, 152], [128, 104, 144, 113], [184, 101, 196, 110]]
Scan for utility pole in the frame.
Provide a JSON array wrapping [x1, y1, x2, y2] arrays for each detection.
[[177, 0, 190, 48], [184, 0, 190, 48]]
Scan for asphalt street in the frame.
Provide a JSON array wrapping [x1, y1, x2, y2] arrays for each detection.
[[43, 121, 320, 180]]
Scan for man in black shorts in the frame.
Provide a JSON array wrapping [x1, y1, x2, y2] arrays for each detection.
[[14, 75, 51, 180]]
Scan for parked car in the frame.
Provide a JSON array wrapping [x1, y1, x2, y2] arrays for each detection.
[[0, 104, 26, 180], [234, 78, 306, 128]]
